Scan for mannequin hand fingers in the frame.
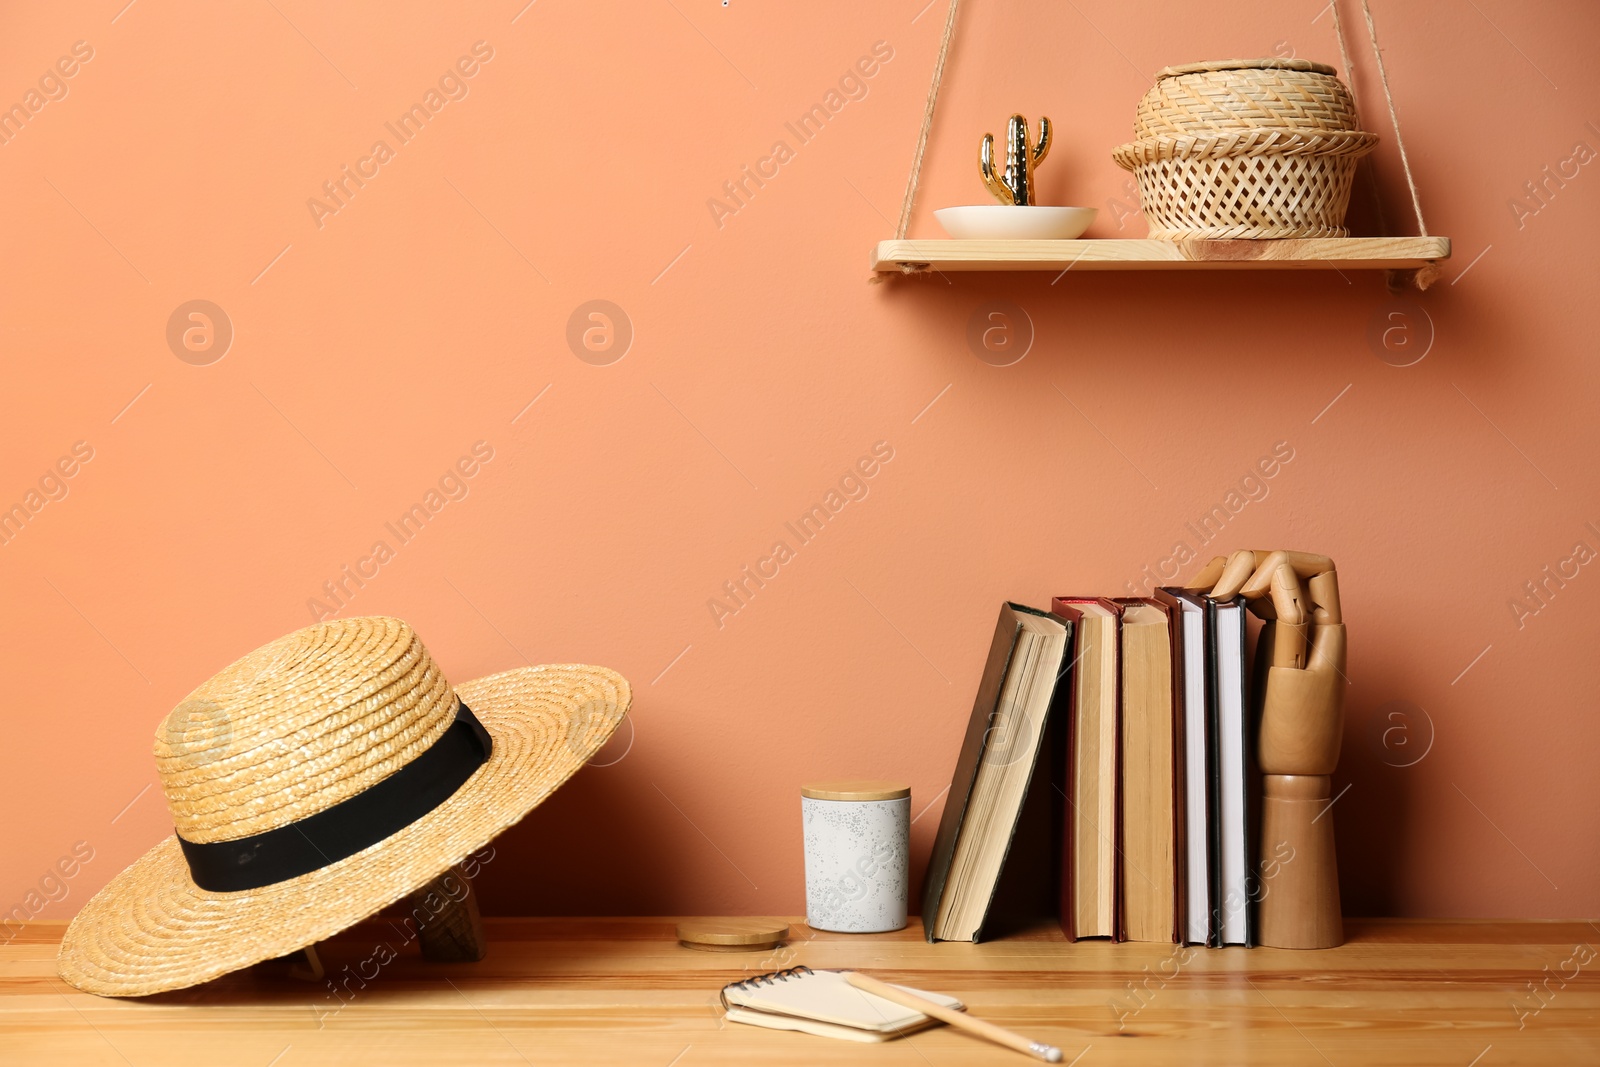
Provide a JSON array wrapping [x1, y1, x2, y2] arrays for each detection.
[[1307, 620, 1347, 676], [1241, 550, 1292, 599], [1207, 550, 1261, 598], [1308, 570, 1342, 624], [1186, 555, 1228, 591]]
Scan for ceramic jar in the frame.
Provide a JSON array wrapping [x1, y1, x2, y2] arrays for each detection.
[[800, 781, 910, 933]]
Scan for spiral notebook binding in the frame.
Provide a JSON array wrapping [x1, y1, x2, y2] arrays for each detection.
[[719, 965, 814, 1009]]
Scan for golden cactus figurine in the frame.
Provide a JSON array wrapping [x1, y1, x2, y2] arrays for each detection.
[[980, 114, 1052, 206]]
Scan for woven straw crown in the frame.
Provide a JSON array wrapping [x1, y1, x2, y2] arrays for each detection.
[[154, 617, 459, 844], [1134, 62, 1361, 138]]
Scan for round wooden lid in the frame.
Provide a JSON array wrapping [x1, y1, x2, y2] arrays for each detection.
[[800, 780, 910, 802], [675, 918, 790, 952]]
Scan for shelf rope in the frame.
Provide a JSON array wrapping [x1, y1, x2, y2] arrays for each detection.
[[894, 0, 962, 241], [1331, 0, 1429, 236], [894, 0, 1430, 246]]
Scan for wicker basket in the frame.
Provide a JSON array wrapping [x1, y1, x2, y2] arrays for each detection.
[[1115, 59, 1377, 240]]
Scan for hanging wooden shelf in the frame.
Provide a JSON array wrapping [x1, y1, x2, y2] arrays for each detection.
[[871, 236, 1451, 286], [880, 2, 1453, 290]]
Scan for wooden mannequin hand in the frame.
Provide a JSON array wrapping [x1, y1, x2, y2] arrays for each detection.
[[1187, 550, 1346, 774]]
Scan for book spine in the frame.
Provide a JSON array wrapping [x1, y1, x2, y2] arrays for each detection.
[[1205, 597, 1223, 949]]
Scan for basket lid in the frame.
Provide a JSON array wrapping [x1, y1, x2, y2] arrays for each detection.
[[1157, 58, 1338, 79]]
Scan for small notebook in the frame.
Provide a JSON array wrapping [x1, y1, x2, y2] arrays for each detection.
[[721, 966, 965, 1043]]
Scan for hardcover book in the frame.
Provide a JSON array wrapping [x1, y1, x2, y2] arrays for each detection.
[[1050, 596, 1123, 941], [1154, 587, 1214, 946], [1206, 594, 1255, 947], [1113, 597, 1179, 943], [921, 603, 1073, 942]]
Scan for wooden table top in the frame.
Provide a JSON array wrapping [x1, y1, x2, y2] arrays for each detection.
[[3, 918, 1597, 1065]]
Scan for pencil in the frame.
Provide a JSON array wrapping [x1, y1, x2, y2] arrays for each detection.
[[843, 970, 1064, 1062]]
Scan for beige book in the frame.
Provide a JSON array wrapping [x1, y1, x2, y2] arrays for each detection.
[[1057, 599, 1119, 939], [932, 611, 1068, 941], [1120, 602, 1177, 942]]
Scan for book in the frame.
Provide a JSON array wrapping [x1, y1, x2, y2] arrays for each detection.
[[1050, 596, 1122, 941], [1113, 597, 1178, 943], [1155, 587, 1214, 946], [1207, 594, 1255, 947], [722, 966, 965, 1043], [922, 603, 1074, 943]]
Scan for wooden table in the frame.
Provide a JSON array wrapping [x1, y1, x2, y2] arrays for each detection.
[[3, 918, 1596, 1065]]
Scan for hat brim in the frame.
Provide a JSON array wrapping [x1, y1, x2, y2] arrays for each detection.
[[58, 663, 630, 997]]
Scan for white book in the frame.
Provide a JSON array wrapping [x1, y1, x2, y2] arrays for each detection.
[[722, 967, 965, 1043], [1211, 597, 1251, 947], [1171, 593, 1210, 945]]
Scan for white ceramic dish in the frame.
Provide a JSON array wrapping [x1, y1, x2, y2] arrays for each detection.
[[934, 204, 1097, 240]]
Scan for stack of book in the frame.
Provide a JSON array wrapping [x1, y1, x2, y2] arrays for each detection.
[[921, 592, 1257, 947]]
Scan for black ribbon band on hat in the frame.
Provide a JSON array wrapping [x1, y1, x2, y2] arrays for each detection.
[[177, 702, 493, 893]]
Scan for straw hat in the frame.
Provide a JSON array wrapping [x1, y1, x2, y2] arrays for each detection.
[[58, 616, 630, 997]]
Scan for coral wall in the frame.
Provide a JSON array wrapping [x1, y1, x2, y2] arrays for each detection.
[[1, 0, 1595, 925]]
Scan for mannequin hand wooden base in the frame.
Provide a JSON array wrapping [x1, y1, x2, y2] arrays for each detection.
[[1259, 774, 1343, 949]]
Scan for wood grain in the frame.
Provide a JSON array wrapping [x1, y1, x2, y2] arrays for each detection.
[[1258, 776, 1344, 950], [4, 918, 1596, 1065], [799, 781, 910, 802], [870, 237, 1451, 273]]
